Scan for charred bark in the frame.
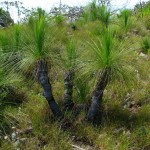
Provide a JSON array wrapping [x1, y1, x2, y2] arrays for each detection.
[[87, 68, 110, 124], [37, 60, 63, 118], [63, 70, 75, 110]]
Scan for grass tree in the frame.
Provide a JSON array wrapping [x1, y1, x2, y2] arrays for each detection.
[[89, 0, 98, 21], [2, 8, 63, 118], [97, 4, 110, 28], [59, 39, 77, 110], [86, 29, 136, 124], [120, 9, 132, 32], [83, 0, 111, 27], [26, 8, 63, 118], [14, 24, 21, 51]]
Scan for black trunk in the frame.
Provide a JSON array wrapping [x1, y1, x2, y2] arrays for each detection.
[[63, 70, 74, 110], [87, 69, 110, 124], [37, 60, 63, 118]]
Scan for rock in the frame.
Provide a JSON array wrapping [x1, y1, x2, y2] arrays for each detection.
[[132, 29, 139, 34], [20, 138, 27, 143], [139, 52, 148, 59], [14, 140, 20, 148], [129, 101, 136, 108], [18, 127, 33, 135], [11, 132, 17, 141], [16, 129, 22, 134], [23, 127, 33, 134], [27, 121, 32, 126], [71, 136, 76, 141], [126, 130, 131, 136], [98, 133, 107, 139], [4, 135, 8, 140], [12, 126, 16, 130], [44, 144, 49, 149], [114, 127, 125, 134]]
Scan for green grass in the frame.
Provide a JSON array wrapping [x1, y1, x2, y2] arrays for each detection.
[[141, 36, 150, 54], [0, 3, 150, 150]]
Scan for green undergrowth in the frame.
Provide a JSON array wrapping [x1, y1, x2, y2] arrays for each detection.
[[0, 63, 149, 149], [0, 2, 150, 150]]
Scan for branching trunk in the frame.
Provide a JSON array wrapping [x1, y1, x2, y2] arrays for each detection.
[[37, 60, 63, 118], [63, 70, 74, 110], [87, 68, 110, 124]]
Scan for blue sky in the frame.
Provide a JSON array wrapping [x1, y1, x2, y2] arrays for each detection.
[[0, 0, 149, 22]]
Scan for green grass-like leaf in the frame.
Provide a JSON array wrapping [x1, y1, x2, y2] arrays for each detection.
[[85, 28, 136, 86]]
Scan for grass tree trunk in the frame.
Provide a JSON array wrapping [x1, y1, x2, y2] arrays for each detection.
[[37, 60, 63, 118], [87, 69, 110, 124], [63, 70, 75, 110]]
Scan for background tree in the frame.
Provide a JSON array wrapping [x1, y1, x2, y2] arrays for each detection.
[[50, 4, 84, 22], [0, 8, 13, 27], [62, 39, 77, 110], [119, 9, 132, 32], [82, 0, 111, 27]]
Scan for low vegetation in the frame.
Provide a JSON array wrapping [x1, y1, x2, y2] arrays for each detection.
[[0, 0, 150, 149]]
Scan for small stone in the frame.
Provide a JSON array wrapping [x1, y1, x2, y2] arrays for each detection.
[[16, 129, 22, 134], [11, 132, 17, 141], [132, 30, 139, 34], [126, 130, 131, 136], [129, 101, 135, 108], [44, 144, 49, 149], [139, 52, 148, 59], [24, 127, 33, 134], [114, 128, 125, 134], [20, 138, 27, 143], [4, 135, 8, 140], [27, 121, 32, 126], [123, 105, 127, 109], [71, 136, 76, 140], [14, 140, 20, 147], [98, 133, 107, 138], [16, 131, 19, 135]]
